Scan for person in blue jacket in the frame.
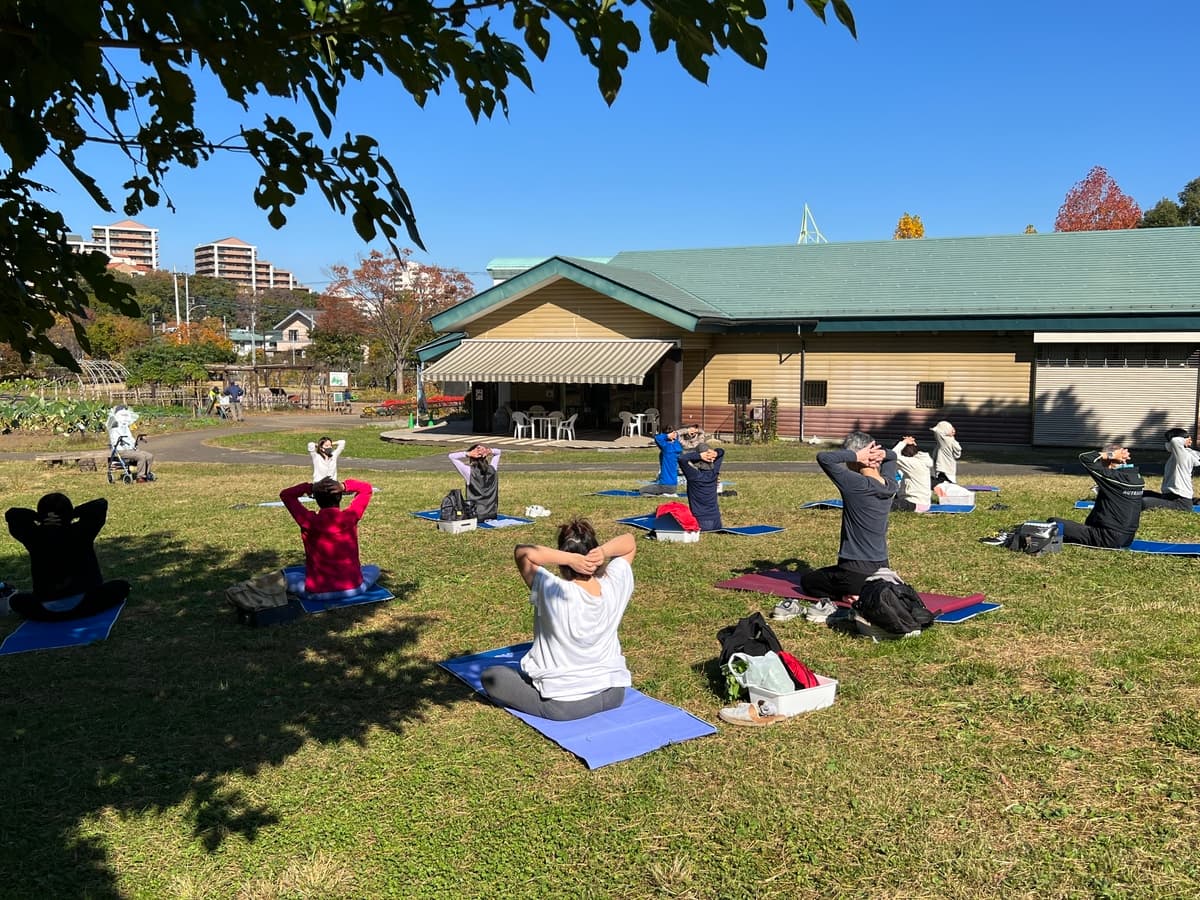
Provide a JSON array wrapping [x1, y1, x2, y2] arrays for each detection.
[[680, 444, 725, 530], [641, 425, 684, 495]]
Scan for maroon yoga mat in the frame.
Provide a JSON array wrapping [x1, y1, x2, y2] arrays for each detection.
[[715, 571, 985, 614]]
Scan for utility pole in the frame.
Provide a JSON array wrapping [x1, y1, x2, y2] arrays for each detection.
[[173, 269, 181, 328], [184, 274, 191, 327]]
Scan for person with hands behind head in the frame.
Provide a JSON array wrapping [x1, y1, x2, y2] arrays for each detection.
[[1049, 444, 1143, 548], [930, 420, 961, 484], [449, 443, 502, 521], [641, 424, 684, 495], [891, 435, 935, 510], [308, 435, 346, 482], [1142, 428, 1200, 511], [279, 476, 379, 600], [799, 431, 899, 603], [480, 519, 636, 721], [680, 443, 725, 530]]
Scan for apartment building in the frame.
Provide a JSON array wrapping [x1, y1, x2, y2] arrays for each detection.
[[194, 237, 303, 292], [67, 219, 160, 270]]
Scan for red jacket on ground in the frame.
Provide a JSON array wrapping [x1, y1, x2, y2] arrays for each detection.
[[280, 479, 373, 593]]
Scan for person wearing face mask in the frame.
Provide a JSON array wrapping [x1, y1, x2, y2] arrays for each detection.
[[307, 436, 345, 482]]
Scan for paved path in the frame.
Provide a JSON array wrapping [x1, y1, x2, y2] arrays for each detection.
[[6, 412, 1132, 477]]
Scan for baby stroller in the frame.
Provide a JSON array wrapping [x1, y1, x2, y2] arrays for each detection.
[[108, 434, 152, 484]]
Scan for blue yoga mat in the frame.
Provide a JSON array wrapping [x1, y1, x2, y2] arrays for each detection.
[[439, 643, 716, 768], [616, 514, 783, 536], [1077, 499, 1200, 512], [281, 566, 394, 613], [965, 485, 1001, 492], [800, 499, 842, 510], [921, 504, 976, 514], [258, 497, 317, 507], [0, 601, 125, 656], [935, 601, 1002, 624], [593, 489, 652, 497], [412, 510, 535, 528]]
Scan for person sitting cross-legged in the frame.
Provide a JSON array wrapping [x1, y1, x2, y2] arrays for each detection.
[[1142, 428, 1200, 512], [279, 477, 379, 601], [480, 520, 636, 721], [680, 443, 725, 530], [3, 493, 130, 621]]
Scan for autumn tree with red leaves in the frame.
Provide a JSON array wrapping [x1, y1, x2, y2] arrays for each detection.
[[323, 250, 474, 393], [1054, 166, 1142, 232]]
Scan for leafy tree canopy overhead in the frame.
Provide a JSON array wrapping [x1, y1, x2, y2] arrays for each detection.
[[1054, 165, 1141, 232], [0, 1, 856, 368], [1139, 197, 1185, 229]]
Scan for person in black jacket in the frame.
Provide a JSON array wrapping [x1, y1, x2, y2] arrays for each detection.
[[3, 493, 129, 621], [800, 431, 899, 601], [1049, 445, 1143, 548], [680, 444, 724, 530]]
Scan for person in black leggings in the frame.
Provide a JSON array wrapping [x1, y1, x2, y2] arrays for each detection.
[[1050, 446, 1143, 548], [4, 493, 129, 621]]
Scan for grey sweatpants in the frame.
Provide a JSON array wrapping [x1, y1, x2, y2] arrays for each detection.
[[480, 666, 626, 721]]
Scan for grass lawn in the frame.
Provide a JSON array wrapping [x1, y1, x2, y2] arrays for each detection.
[[207, 426, 1075, 470], [1, 460, 1198, 897]]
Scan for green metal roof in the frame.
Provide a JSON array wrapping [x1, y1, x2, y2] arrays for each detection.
[[442, 229, 1200, 334]]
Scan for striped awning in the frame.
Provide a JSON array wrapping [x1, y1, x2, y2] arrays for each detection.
[[422, 339, 674, 385]]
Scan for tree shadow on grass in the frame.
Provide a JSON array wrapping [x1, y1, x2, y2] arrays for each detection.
[[728, 556, 815, 576], [0, 530, 458, 897]]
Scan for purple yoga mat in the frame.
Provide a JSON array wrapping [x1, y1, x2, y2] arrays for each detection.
[[715, 571, 986, 614]]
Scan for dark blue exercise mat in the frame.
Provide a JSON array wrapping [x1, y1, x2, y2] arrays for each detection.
[[800, 499, 843, 510], [919, 504, 976, 514], [934, 601, 1003, 624], [965, 485, 1001, 492], [615, 513, 783, 536], [281, 567, 394, 613], [1076, 499, 1200, 512], [0, 601, 125, 656], [411, 510, 535, 528], [439, 643, 717, 769], [1072, 539, 1200, 556], [592, 489, 654, 498], [257, 497, 317, 507]]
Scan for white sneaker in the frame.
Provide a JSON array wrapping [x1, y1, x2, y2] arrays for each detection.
[[771, 598, 806, 621], [804, 600, 838, 623]]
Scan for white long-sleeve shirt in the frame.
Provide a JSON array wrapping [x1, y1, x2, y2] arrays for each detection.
[[308, 439, 345, 482], [1161, 436, 1200, 500], [892, 440, 934, 505]]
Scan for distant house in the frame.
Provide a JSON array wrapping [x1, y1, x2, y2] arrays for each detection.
[[228, 328, 280, 358], [274, 309, 319, 358]]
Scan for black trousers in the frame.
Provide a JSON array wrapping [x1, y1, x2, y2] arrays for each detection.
[[799, 559, 886, 600], [11, 580, 130, 622], [1047, 518, 1132, 549], [1141, 490, 1194, 511]]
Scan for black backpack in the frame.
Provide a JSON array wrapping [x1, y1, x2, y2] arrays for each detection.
[[716, 612, 783, 665], [853, 579, 935, 634], [439, 488, 476, 521]]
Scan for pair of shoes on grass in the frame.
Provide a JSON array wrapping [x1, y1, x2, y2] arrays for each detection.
[[719, 699, 787, 727], [771, 598, 837, 623], [979, 531, 1011, 546]]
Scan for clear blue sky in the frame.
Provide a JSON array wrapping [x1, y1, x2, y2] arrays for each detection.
[[31, 1, 1200, 293]]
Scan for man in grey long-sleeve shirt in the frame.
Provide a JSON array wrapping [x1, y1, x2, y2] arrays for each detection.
[[800, 431, 899, 600], [1142, 428, 1200, 511]]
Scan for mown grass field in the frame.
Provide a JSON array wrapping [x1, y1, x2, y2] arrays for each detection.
[[1, 457, 1198, 898]]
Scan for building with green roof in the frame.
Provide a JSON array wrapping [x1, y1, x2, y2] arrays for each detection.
[[424, 228, 1200, 446]]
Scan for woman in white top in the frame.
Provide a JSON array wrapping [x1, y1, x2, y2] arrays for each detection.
[[481, 519, 637, 720], [891, 436, 934, 508], [308, 436, 345, 482], [930, 420, 961, 484]]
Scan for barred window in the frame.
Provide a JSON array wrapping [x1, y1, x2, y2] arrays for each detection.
[[803, 380, 828, 407], [916, 382, 945, 409], [727, 379, 752, 403]]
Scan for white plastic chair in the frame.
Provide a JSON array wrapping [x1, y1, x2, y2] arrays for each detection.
[[619, 411, 641, 437], [643, 407, 660, 434], [511, 411, 533, 439], [546, 410, 564, 439], [556, 413, 578, 441]]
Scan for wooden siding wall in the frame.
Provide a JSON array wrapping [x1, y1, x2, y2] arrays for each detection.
[[1033, 365, 1200, 448], [682, 333, 1033, 443], [470, 281, 689, 342]]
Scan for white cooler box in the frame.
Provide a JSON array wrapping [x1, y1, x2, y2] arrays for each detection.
[[438, 518, 477, 534], [654, 529, 700, 543], [748, 675, 838, 716]]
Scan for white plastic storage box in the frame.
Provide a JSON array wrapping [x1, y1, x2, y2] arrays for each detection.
[[748, 675, 838, 716], [654, 529, 700, 543], [438, 518, 477, 534]]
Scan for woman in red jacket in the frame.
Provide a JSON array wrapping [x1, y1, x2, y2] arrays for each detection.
[[279, 477, 379, 600]]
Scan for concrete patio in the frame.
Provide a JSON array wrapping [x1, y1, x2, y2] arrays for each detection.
[[379, 417, 655, 451]]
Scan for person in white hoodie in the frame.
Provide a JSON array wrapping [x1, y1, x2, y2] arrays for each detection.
[[891, 436, 934, 509], [1142, 428, 1200, 511], [930, 420, 961, 484], [308, 436, 345, 482]]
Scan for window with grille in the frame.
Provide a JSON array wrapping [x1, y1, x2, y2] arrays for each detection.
[[916, 381, 944, 409], [727, 379, 752, 403], [803, 380, 828, 407]]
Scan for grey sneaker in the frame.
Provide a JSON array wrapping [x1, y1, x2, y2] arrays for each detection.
[[771, 598, 806, 621], [804, 600, 838, 623], [979, 531, 1011, 546]]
